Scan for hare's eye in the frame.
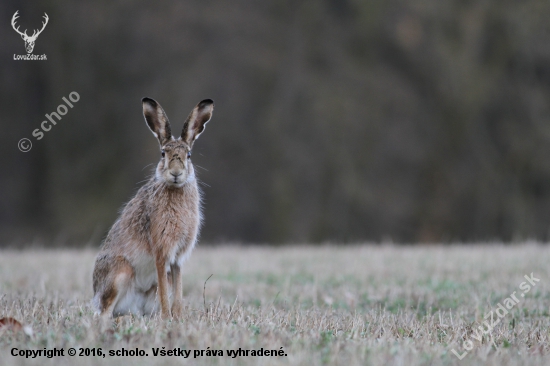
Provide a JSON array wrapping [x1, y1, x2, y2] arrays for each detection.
[[161, 150, 165, 158], [187, 151, 192, 159]]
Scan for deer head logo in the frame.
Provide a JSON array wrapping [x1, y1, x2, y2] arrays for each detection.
[[11, 11, 49, 54]]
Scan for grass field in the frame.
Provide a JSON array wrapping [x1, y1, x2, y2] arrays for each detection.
[[1, 244, 549, 365]]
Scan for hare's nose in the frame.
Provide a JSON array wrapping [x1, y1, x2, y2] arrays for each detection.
[[171, 172, 182, 178]]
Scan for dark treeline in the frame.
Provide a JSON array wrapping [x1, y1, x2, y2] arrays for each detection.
[[2, 0, 550, 245]]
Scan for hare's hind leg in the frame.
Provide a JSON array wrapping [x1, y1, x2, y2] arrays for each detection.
[[94, 257, 134, 318]]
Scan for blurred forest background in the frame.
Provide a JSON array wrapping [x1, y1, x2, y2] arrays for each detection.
[[2, 0, 550, 246]]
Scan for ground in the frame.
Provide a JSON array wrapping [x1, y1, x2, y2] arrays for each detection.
[[0, 244, 549, 365]]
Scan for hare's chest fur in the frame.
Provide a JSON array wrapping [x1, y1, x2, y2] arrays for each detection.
[[126, 181, 201, 282], [148, 183, 201, 252]]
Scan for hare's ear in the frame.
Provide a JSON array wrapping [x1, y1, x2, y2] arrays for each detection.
[[142, 97, 173, 146], [181, 99, 214, 147]]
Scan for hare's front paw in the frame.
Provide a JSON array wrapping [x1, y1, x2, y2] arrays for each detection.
[[171, 302, 184, 320], [160, 308, 171, 320]]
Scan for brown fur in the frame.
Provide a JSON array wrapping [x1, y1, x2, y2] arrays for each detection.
[[92, 97, 214, 319]]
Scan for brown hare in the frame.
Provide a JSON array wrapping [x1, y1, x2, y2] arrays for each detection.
[[92, 97, 214, 319]]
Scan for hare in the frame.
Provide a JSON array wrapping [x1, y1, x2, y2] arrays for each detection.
[[92, 97, 214, 319]]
